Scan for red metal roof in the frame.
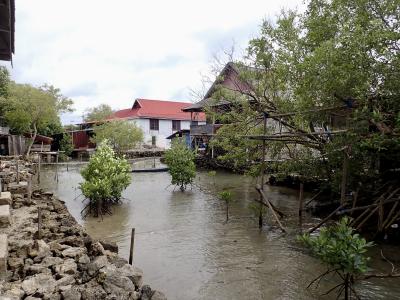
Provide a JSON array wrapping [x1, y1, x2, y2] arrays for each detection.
[[109, 99, 206, 121]]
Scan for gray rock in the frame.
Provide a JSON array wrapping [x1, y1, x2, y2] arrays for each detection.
[[41, 256, 63, 267], [56, 274, 76, 288], [1, 283, 25, 300], [87, 255, 108, 276], [117, 264, 143, 288], [89, 242, 105, 256], [61, 288, 82, 300], [21, 273, 57, 295], [54, 258, 77, 275], [99, 240, 118, 253], [24, 263, 52, 276], [7, 257, 24, 270], [62, 247, 86, 259], [43, 293, 61, 300], [140, 285, 154, 300], [78, 254, 90, 265], [101, 266, 136, 299], [81, 279, 107, 300]]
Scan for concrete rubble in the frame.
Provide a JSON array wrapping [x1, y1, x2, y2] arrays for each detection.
[[0, 159, 167, 300]]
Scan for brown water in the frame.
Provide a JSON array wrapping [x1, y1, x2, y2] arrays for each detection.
[[40, 161, 400, 300]]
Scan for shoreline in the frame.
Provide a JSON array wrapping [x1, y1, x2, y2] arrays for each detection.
[[0, 158, 166, 300]]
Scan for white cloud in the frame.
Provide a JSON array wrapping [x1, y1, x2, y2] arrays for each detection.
[[1, 0, 304, 123]]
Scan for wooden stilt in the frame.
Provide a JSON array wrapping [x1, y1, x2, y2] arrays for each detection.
[[37, 207, 42, 239], [129, 228, 135, 265], [37, 155, 41, 184], [299, 183, 304, 221], [256, 186, 286, 233]]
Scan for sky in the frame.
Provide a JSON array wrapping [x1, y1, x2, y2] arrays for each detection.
[[0, 0, 303, 124]]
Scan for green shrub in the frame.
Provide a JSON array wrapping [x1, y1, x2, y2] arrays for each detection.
[[80, 141, 131, 217], [299, 217, 373, 299], [218, 190, 234, 222], [164, 139, 196, 191]]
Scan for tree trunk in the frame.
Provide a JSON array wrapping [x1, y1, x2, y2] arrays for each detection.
[[26, 123, 37, 157], [344, 274, 350, 300]]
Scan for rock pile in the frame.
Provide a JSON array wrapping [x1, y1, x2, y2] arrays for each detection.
[[0, 159, 166, 300]]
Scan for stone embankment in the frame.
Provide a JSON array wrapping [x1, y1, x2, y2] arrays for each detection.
[[0, 159, 166, 300]]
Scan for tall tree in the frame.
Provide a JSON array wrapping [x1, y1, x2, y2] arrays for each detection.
[[92, 120, 143, 153], [0, 66, 10, 99], [84, 104, 114, 122], [3, 83, 73, 155], [210, 0, 400, 194]]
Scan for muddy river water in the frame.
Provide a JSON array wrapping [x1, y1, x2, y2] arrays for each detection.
[[40, 161, 400, 299]]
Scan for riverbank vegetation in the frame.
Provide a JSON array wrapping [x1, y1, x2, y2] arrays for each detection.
[[203, 0, 399, 235], [0, 67, 73, 156], [80, 141, 131, 217]]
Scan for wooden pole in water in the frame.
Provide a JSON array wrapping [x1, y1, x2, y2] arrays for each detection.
[[27, 174, 32, 201], [55, 152, 59, 183], [37, 155, 41, 184], [37, 207, 42, 239], [16, 160, 19, 182], [340, 151, 348, 205], [299, 182, 304, 221], [129, 228, 135, 265]]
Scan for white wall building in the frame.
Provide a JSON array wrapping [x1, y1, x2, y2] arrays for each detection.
[[110, 99, 206, 149]]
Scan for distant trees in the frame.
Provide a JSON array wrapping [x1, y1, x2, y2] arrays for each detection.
[[92, 120, 143, 153], [1, 82, 73, 155], [0, 66, 10, 99], [165, 139, 196, 191], [59, 133, 74, 158], [84, 104, 114, 122]]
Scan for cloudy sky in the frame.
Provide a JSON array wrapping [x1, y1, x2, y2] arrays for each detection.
[[0, 0, 303, 124]]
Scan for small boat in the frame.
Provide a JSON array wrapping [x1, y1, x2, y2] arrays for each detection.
[[131, 167, 169, 173]]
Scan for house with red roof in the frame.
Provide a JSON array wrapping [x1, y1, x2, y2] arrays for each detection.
[[109, 99, 206, 149]]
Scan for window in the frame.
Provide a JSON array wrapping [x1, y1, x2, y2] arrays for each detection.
[[191, 121, 198, 126], [172, 120, 181, 131], [149, 119, 159, 130]]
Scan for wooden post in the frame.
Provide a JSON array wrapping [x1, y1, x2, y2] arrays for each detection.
[[340, 151, 348, 205], [37, 155, 41, 184], [37, 207, 42, 239], [16, 160, 19, 182], [27, 174, 32, 200], [55, 152, 59, 183], [129, 228, 135, 265], [299, 183, 304, 221]]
